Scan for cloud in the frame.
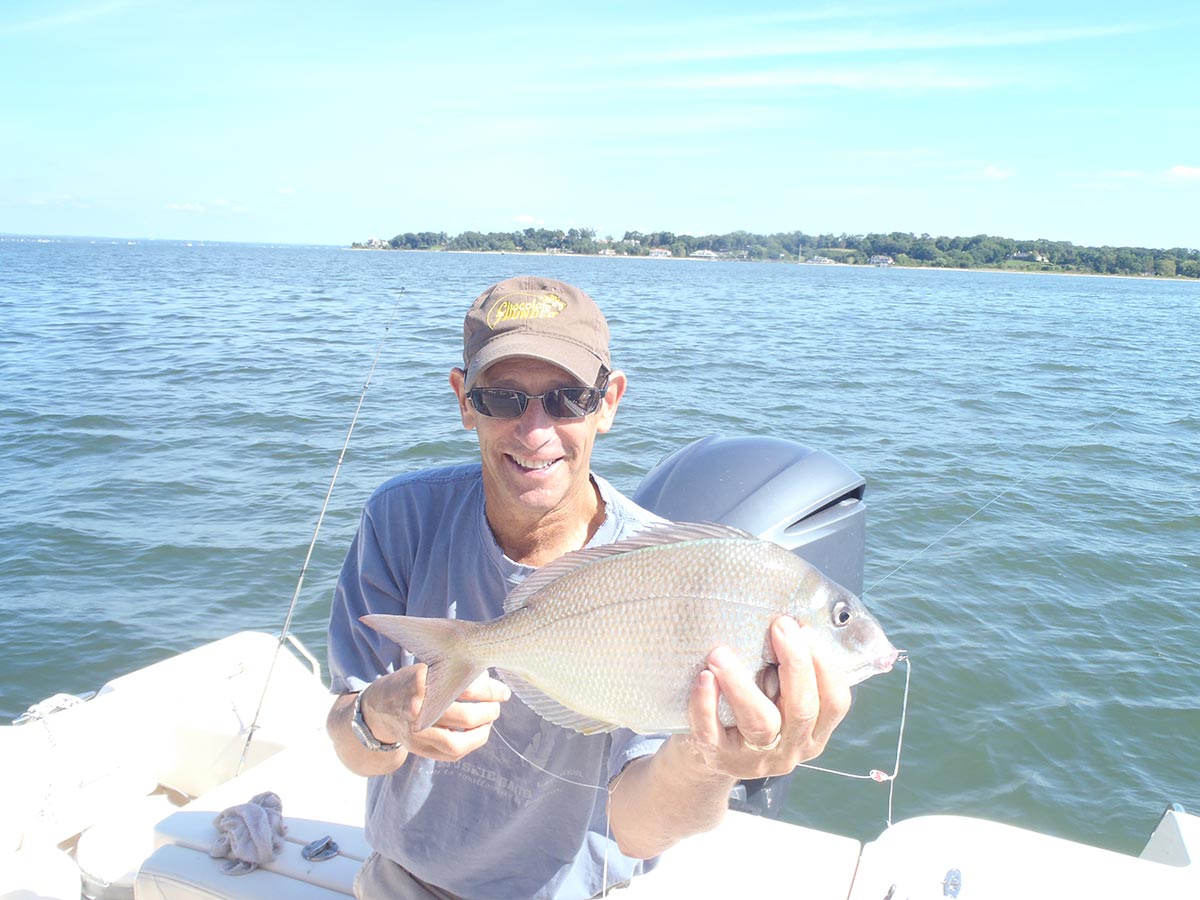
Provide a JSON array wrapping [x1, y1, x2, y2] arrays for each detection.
[[277, 187, 296, 195], [513, 215, 545, 226], [982, 165, 1014, 180], [1167, 165, 1200, 180], [167, 202, 206, 213]]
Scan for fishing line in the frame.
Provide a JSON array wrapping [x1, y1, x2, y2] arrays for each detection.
[[492, 652, 910, 896], [492, 724, 627, 896], [795, 652, 911, 827], [236, 287, 406, 775], [492, 652, 913, 832], [865, 406, 1123, 595], [490, 725, 607, 792]]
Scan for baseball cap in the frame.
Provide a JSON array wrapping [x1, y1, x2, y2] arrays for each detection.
[[462, 276, 611, 390]]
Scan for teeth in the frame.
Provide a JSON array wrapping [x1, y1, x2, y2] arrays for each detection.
[[512, 455, 556, 471]]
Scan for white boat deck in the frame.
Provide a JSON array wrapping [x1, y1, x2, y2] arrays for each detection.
[[138, 733, 864, 900], [4, 631, 1198, 900]]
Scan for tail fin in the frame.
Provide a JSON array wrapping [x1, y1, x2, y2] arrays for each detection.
[[361, 614, 484, 732]]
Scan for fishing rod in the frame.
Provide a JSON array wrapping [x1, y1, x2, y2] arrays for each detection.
[[236, 287, 406, 775]]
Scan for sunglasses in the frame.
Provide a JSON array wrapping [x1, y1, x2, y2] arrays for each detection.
[[467, 376, 609, 420]]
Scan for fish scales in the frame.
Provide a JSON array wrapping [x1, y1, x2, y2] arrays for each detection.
[[478, 540, 798, 732], [362, 522, 898, 735]]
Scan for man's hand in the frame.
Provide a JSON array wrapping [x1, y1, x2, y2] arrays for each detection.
[[364, 665, 511, 762], [329, 666, 510, 776], [684, 616, 851, 780], [608, 615, 852, 859]]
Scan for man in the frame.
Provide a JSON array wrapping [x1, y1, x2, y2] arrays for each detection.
[[327, 275, 850, 899]]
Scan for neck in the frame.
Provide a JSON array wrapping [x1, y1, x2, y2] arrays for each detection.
[[487, 478, 606, 567]]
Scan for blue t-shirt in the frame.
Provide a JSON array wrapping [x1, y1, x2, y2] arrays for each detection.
[[327, 464, 667, 900]]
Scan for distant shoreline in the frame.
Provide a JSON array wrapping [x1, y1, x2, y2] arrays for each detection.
[[354, 226, 1198, 280], [346, 246, 1198, 282]]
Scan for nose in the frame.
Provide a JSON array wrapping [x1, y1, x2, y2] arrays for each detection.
[[513, 394, 557, 439]]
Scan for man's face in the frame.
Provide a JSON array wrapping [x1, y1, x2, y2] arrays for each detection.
[[450, 357, 625, 529]]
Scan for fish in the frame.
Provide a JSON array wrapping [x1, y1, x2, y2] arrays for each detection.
[[362, 522, 899, 736]]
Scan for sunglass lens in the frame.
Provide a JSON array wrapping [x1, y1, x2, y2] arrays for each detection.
[[470, 385, 603, 418], [471, 389, 525, 418], [544, 388, 597, 418]]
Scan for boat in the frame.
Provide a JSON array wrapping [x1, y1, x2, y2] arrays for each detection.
[[4, 437, 1197, 899]]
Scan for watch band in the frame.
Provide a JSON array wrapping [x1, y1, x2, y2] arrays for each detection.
[[351, 685, 402, 752]]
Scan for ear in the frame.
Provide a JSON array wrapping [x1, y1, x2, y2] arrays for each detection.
[[595, 370, 626, 435], [449, 368, 475, 430]]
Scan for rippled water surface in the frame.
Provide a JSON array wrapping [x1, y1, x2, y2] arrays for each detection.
[[2, 239, 1196, 852]]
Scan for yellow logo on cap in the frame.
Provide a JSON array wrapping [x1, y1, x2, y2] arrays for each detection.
[[486, 291, 567, 329]]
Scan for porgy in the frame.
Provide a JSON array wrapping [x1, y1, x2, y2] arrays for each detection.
[[363, 522, 899, 735]]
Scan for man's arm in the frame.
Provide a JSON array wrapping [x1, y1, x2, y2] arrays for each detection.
[[327, 664, 512, 777], [608, 617, 851, 859]]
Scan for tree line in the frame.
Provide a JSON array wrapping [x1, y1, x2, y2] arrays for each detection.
[[353, 228, 1200, 279]]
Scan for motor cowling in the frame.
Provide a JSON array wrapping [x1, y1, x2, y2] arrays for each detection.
[[633, 435, 865, 593]]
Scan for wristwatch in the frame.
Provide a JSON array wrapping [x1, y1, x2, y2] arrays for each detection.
[[351, 685, 402, 752]]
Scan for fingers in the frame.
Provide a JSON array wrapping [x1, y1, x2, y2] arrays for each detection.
[[425, 672, 509, 736], [685, 617, 851, 779], [456, 671, 512, 704], [366, 667, 509, 762], [774, 616, 819, 733], [769, 617, 851, 761], [431, 692, 506, 732], [687, 668, 722, 750], [787, 621, 851, 750], [705, 646, 781, 749]]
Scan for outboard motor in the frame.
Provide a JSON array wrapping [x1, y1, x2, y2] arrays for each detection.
[[633, 435, 867, 817]]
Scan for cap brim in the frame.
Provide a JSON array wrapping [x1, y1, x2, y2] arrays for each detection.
[[464, 333, 604, 390]]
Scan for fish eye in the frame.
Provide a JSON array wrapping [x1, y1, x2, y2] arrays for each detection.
[[831, 599, 854, 627]]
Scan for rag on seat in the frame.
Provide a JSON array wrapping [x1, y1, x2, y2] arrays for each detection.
[[210, 791, 288, 875]]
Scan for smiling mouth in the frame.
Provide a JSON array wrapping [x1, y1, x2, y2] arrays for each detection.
[[508, 454, 560, 472]]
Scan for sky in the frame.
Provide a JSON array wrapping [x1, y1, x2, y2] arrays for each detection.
[[2, 0, 1198, 249]]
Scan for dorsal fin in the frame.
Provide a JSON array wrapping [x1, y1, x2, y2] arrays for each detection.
[[502, 521, 756, 614]]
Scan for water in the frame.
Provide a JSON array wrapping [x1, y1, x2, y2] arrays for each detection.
[[2, 238, 1197, 854]]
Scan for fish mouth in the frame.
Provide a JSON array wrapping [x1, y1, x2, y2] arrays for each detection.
[[845, 648, 903, 686]]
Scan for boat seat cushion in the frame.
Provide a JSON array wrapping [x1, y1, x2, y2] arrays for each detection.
[[144, 733, 865, 900], [143, 736, 369, 898], [137, 844, 353, 900]]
